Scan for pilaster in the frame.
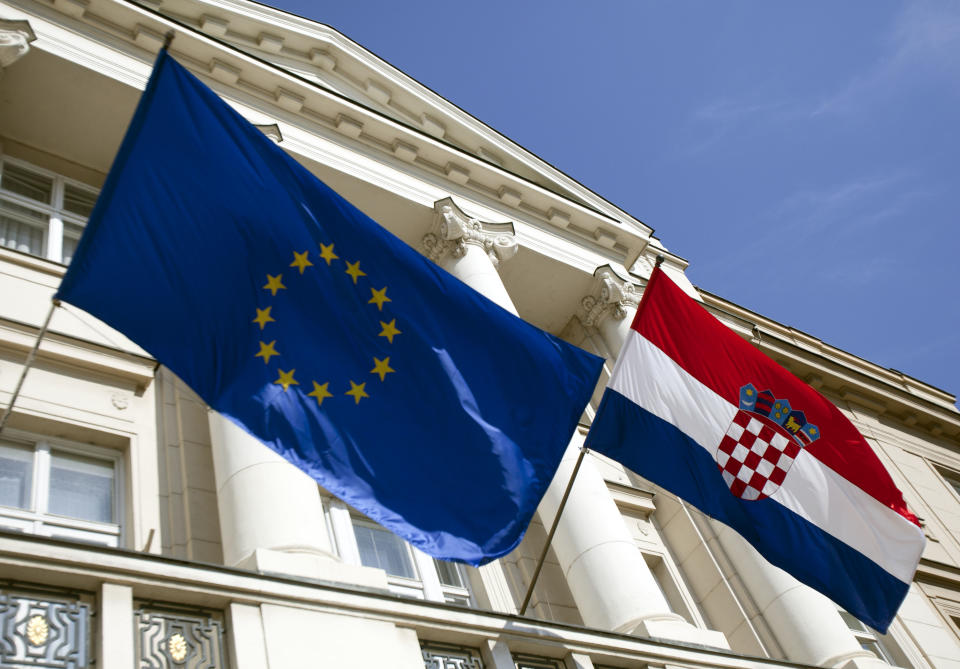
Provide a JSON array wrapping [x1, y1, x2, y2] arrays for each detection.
[[98, 583, 134, 669]]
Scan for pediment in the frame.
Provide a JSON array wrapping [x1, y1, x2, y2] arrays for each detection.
[[143, 0, 651, 237]]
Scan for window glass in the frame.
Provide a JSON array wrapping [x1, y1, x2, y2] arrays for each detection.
[[0, 200, 47, 256], [0, 158, 96, 264], [0, 442, 33, 510], [434, 559, 465, 588], [61, 222, 84, 265], [62, 184, 96, 218], [48, 452, 114, 523], [839, 610, 868, 632], [354, 523, 416, 578], [1, 163, 53, 203], [944, 472, 960, 499]]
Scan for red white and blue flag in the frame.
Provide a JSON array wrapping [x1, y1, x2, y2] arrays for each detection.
[[585, 267, 925, 632]]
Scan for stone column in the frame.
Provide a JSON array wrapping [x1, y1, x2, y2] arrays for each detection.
[[208, 415, 386, 587], [423, 206, 723, 645], [580, 264, 888, 662], [0, 20, 36, 72], [422, 197, 518, 314], [580, 264, 643, 361], [715, 524, 888, 668], [530, 266, 723, 646], [422, 198, 521, 613], [209, 415, 332, 565]]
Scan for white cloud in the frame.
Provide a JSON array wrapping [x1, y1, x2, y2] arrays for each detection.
[[694, 171, 928, 275], [811, 1, 960, 116]]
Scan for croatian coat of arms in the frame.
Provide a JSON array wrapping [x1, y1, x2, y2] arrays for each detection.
[[716, 383, 821, 501]]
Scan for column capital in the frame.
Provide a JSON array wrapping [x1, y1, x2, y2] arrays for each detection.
[[0, 20, 36, 70], [423, 197, 517, 267], [580, 263, 643, 327]]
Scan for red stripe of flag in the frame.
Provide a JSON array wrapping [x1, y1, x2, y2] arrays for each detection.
[[631, 268, 918, 525]]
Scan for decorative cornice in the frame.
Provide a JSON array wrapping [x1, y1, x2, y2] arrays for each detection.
[[0, 20, 37, 70], [580, 264, 643, 328], [27, 0, 651, 265], [700, 290, 960, 434], [423, 197, 517, 268]]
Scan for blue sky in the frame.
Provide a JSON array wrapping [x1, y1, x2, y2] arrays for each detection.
[[271, 1, 959, 401]]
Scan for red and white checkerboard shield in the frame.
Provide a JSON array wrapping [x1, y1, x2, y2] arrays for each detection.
[[716, 410, 801, 501]]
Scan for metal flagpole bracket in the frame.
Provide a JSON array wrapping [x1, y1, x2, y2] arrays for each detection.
[[0, 298, 60, 437], [519, 446, 589, 616], [163, 30, 175, 51]]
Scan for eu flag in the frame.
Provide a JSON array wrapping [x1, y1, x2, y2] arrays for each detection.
[[55, 50, 603, 565]]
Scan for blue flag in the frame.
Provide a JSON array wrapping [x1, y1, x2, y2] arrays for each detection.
[[55, 50, 603, 565]]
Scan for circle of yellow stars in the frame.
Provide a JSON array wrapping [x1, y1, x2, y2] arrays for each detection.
[[252, 242, 399, 406]]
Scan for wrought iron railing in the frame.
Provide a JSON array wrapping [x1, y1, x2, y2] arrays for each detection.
[[134, 603, 226, 669], [0, 584, 92, 668], [421, 640, 485, 668]]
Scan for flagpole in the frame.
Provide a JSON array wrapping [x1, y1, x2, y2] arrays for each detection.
[[0, 298, 60, 437], [520, 256, 664, 615], [519, 445, 588, 616]]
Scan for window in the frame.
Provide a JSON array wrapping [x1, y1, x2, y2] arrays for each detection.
[[354, 521, 418, 579], [513, 654, 563, 669], [0, 435, 122, 546], [344, 513, 475, 605], [434, 557, 472, 605], [612, 485, 708, 628], [942, 470, 960, 500], [0, 157, 97, 264], [839, 610, 909, 667]]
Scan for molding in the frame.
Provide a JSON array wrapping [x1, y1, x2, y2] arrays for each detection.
[[0, 18, 36, 68], [0, 316, 156, 388], [155, 0, 656, 234], [423, 197, 517, 268], [916, 558, 960, 589], [580, 263, 643, 328], [0, 530, 815, 669], [699, 290, 960, 436], [16, 0, 653, 267]]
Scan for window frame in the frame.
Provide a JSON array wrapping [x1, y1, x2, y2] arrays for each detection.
[[0, 154, 98, 265], [838, 608, 915, 667], [611, 483, 710, 629], [938, 466, 960, 503], [324, 497, 476, 606], [0, 429, 124, 547]]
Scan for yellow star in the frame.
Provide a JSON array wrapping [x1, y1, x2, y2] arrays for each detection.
[[255, 340, 279, 364], [274, 368, 298, 392], [262, 274, 286, 296], [345, 261, 367, 284], [253, 306, 275, 330], [368, 286, 391, 311], [308, 381, 333, 407], [319, 243, 339, 266], [290, 250, 314, 274], [345, 380, 369, 404], [370, 356, 395, 382], [378, 319, 401, 344]]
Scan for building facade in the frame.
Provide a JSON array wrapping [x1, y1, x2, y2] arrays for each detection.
[[1, 0, 959, 667]]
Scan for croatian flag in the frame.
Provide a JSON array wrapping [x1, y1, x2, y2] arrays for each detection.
[[586, 267, 925, 632]]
